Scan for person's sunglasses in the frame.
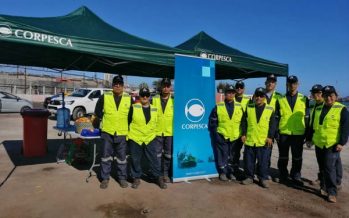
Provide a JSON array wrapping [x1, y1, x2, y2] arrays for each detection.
[[255, 94, 265, 98], [140, 94, 150, 98], [236, 86, 244, 89]]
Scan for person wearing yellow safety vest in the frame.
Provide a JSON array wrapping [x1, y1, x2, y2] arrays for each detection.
[[306, 84, 343, 194], [128, 87, 167, 189], [275, 75, 310, 186], [264, 74, 282, 180], [241, 88, 276, 188], [94, 75, 132, 189], [209, 84, 246, 181], [306, 86, 349, 203], [231, 80, 251, 176], [152, 78, 174, 183]]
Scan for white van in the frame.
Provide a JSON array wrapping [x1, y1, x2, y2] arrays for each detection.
[[48, 88, 111, 120]]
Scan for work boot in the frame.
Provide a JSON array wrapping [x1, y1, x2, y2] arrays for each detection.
[[241, 178, 254, 185], [337, 184, 342, 192], [228, 173, 237, 181], [274, 176, 288, 184], [320, 188, 327, 197], [259, 180, 269, 188], [157, 177, 167, 189], [292, 178, 304, 186], [118, 179, 128, 188], [219, 173, 228, 181], [100, 180, 109, 189], [131, 178, 141, 189], [328, 195, 337, 203], [163, 175, 171, 183]]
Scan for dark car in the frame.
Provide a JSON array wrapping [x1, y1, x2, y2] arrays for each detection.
[[0, 91, 33, 113], [43, 94, 61, 108]]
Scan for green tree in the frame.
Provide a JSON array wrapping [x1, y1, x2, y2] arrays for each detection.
[[139, 82, 148, 89], [152, 79, 162, 92], [217, 82, 228, 93]]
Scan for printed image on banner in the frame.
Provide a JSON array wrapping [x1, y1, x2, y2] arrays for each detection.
[[173, 54, 217, 182]]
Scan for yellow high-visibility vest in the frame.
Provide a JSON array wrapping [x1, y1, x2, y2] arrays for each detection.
[[101, 92, 130, 136], [278, 93, 306, 135], [312, 102, 344, 148], [245, 103, 274, 147], [216, 101, 244, 141], [152, 95, 173, 136], [128, 104, 158, 145]]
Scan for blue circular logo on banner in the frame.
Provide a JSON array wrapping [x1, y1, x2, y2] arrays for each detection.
[[185, 98, 205, 123]]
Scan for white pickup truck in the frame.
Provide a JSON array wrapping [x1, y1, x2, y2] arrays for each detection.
[[47, 88, 111, 120]]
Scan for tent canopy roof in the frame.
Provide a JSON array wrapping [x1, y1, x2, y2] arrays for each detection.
[[176, 31, 288, 79], [0, 6, 191, 78], [0, 7, 287, 80]]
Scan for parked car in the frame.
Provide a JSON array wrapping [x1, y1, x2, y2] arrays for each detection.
[[43, 93, 61, 109], [47, 88, 111, 120], [0, 91, 33, 113]]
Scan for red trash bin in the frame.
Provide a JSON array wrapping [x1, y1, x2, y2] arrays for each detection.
[[21, 109, 51, 157]]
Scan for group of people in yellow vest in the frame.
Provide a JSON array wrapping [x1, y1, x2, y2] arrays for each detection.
[[93, 73, 348, 203], [209, 74, 348, 203], [94, 75, 173, 190]]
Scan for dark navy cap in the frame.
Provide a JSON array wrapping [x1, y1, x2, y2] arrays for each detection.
[[139, 87, 150, 96], [266, 74, 277, 82], [322, 85, 337, 96], [225, 84, 236, 93], [254, 87, 266, 96], [287, 75, 298, 83], [161, 78, 171, 86], [235, 80, 245, 89], [310, 84, 323, 93], [112, 75, 124, 85]]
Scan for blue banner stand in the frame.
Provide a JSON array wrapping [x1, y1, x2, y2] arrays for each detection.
[[172, 54, 218, 182]]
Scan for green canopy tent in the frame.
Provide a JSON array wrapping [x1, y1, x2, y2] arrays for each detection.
[[0, 6, 193, 78], [176, 31, 288, 79]]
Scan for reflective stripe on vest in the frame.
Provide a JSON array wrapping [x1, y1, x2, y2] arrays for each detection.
[[216, 101, 243, 141], [245, 104, 274, 147], [278, 93, 306, 135], [152, 95, 174, 136], [312, 102, 344, 148], [101, 92, 130, 136], [128, 104, 158, 145]]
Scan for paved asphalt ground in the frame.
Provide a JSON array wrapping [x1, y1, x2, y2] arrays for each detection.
[[0, 112, 348, 218]]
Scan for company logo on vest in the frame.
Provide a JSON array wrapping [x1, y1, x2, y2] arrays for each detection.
[[0, 25, 12, 37], [182, 98, 208, 130]]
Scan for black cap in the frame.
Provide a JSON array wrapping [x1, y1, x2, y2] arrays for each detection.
[[225, 84, 236, 93], [112, 75, 124, 85], [254, 87, 266, 96], [287, 75, 298, 83], [235, 80, 245, 89], [322, 85, 337, 96], [310, 84, 323, 93], [266, 74, 277, 82], [161, 78, 171, 86], [139, 87, 150, 96]]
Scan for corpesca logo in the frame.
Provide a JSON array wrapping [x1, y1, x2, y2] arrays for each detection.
[[184, 98, 205, 123], [0, 24, 12, 37], [0, 23, 73, 47]]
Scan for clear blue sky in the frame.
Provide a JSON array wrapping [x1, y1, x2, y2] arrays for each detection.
[[1, 0, 348, 96]]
